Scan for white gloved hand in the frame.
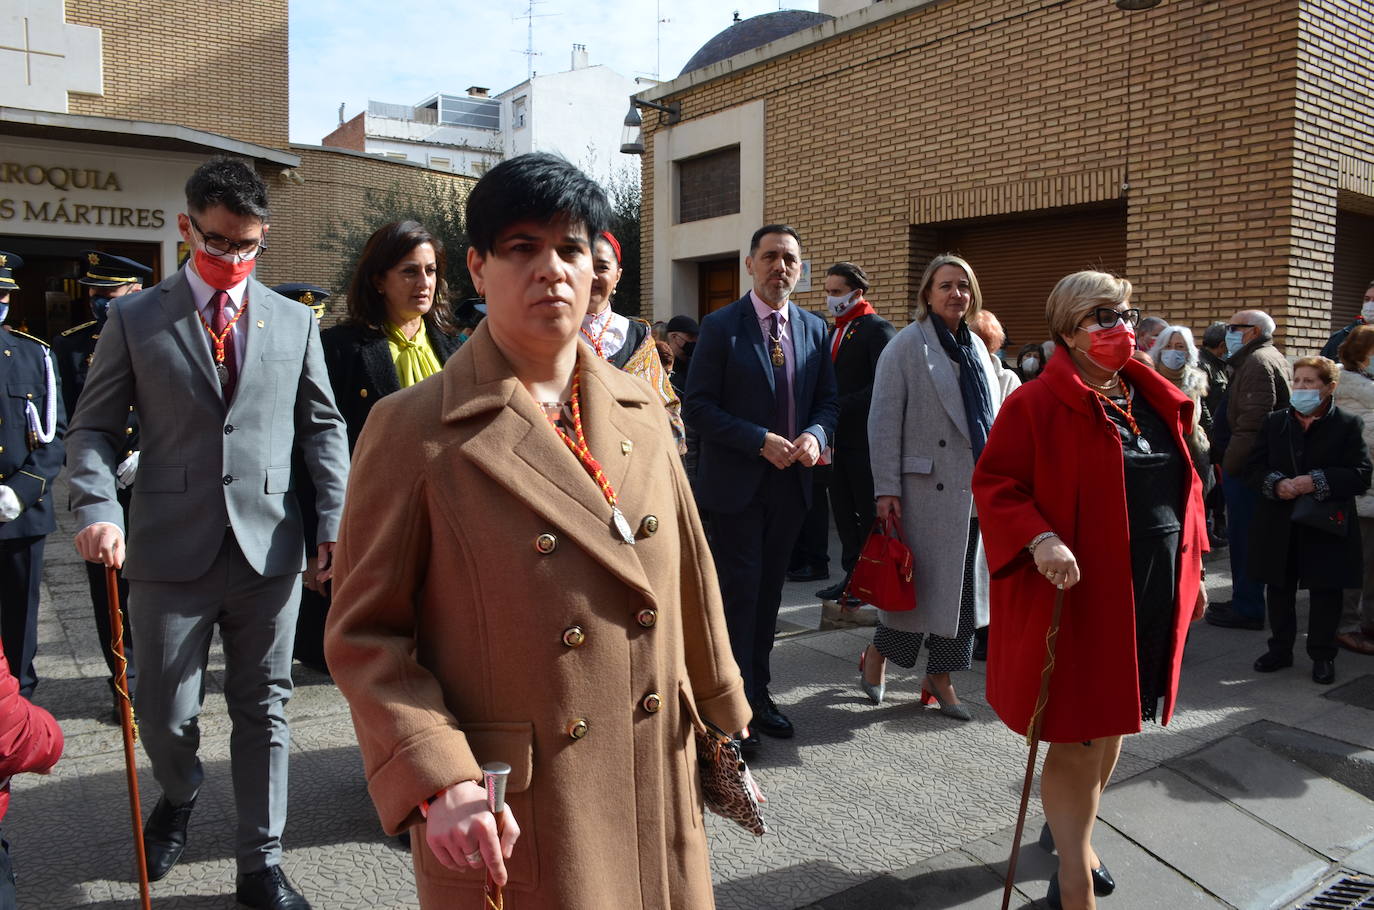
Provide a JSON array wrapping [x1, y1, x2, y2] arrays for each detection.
[[116, 451, 140, 489], [0, 486, 21, 522]]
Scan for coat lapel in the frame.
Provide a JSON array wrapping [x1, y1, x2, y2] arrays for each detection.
[[157, 270, 220, 395], [360, 332, 401, 397], [916, 317, 971, 441], [788, 302, 812, 424], [229, 279, 273, 405], [739, 296, 775, 395], [447, 327, 655, 600]]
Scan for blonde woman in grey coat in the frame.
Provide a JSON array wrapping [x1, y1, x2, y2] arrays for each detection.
[[859, 254, 1006, 719]]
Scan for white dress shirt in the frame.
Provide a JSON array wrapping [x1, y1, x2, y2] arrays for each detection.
[[185, 262, 249, 374]]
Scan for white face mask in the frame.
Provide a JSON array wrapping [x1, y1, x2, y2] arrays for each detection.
[[826, 291, 856, 317], [1021, 355, 1040, 374], [1361, 301, 1374, 322]]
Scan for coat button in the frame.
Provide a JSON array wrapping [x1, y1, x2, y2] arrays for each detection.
[[636, 608, 658, 628], [642, 692, 663, 714], [359, 388, 368, 398], [621, 440, 633, 455], [939, 439, 947, 447], [126, 427, 134, 435], [567, 719, 589, 740], [936, 483, 944, 491], [24, 393, 31, 399], [224, 424, 235, 434], [222, 475, 233, 485], [640, 515, 658, 536], [561, 626, 586, 648], [534, 533, 557, 555]]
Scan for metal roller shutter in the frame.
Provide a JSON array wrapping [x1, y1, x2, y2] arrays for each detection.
[[1332, 209, 1374, 331], [935, 205, 1127, 354]]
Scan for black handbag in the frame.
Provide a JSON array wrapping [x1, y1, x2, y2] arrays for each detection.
[[1292, 494, 1349, 536]]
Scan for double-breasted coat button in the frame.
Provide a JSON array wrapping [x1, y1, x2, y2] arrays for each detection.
[[359, 388, 368, 398], [125, 427, 133, 435], [642, 693, 663, 714], [640, 515, 658, 536], [636, 608, 657, 628], [938, 439, 947, 447], [222, 475, 233, 485], [567, 719, 589, 740], [534, 533, 557, 555], [561, 626, 586, 648]]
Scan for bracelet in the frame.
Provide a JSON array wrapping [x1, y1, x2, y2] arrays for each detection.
[[418, 784, 454, 820], [1026, 531, 1058, 554]]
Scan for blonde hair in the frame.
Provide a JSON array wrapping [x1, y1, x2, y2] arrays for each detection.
[[1045, 270, 1134, 344], [914, 253, 983, 323], [1293, 355, 1339, 386]]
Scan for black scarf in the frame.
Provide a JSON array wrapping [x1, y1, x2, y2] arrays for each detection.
[[931, 316, 995, 461]]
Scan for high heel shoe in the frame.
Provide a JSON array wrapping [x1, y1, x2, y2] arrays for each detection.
[[919, 676, 972, 721], [858, 648, 885, 705], [1038, 825, 1116, 896]]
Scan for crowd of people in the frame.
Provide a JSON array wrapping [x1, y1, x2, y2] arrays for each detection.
[[0, 151, 1367, 910]]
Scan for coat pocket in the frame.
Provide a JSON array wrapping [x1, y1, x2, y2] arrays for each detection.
[[138, 464, 186, 493], [901, 455, 933, 474], [462, 721, 534, 794], [264, 466, 293, 494]]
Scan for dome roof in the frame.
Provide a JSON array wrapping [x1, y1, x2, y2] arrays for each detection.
[[679, 10, 834, 76]]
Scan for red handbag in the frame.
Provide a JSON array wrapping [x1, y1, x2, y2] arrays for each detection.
[[846, 517, 917, 612]]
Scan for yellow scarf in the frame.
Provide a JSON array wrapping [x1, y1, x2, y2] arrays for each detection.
[[386, 321, 442, 388]]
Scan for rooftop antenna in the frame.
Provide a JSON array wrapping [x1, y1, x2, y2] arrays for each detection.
[[515, 0, 558, 80], [655, 0, 673, 80]]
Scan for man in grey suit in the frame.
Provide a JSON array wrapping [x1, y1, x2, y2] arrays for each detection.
[[66, 158, 349, 910]]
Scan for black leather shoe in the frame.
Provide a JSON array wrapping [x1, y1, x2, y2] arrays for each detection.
[[816, 580, 847, 600], [143, 794, 196, 882], [737, 731, 760, 759], [1254, 651, 1293, 673], [236, 865, 312, 910], [1313, 659, 1336, 685], [788, 564, 830, 583], [750, 693, 794, 738], [1205, 603, 1264, 631], [1036, 826, 1114, 895]]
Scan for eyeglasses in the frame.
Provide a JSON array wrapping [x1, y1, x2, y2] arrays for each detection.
[[1088, 307, 1141, 329], [188, 214, 267, 261]]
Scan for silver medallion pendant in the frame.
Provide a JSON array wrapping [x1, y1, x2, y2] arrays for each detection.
[[1136, 436, 1152, 454], [215, 362, 230, 386], [612, 507, 636, 545]]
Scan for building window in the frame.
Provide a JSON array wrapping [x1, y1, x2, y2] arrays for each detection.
[[678, 147, 740, 224], [430, 156, 452, 170], [383, 152, 408, 160], [513, 96, 528, 130]]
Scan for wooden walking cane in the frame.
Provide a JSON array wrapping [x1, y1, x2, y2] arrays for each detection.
[[482, 762, 512, 910], [1000, 588, 1066, 910], [107, 565, 153, 910]]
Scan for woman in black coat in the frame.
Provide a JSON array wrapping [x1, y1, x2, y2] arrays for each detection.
[[1247, 355, 1372, 685]]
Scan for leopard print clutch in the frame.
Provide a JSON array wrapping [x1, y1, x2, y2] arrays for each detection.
[[695, 721, 767, 836]]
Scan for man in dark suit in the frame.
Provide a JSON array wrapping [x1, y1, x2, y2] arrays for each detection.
[[684, 225, 838, 752], [66, 158, 349, 910], [815, 262, 896, 603], [53, 250, 151, 719], [0, 252, 65, 700]]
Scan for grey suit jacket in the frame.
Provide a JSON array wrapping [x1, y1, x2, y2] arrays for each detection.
[[66, 269, 350, 583]]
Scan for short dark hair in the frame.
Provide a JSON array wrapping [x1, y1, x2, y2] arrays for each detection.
[[185, 156, 270, 220], [749, 224, 801, 256], [465, 153, 610, 255], [345, 221, 456, 334], [826, 261, 870, 293], [1202, 321, 1228, 349]]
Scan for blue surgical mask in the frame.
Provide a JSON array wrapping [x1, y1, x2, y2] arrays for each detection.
[[1160, 349, 1188, 371], [1224, 328, 1247, 357], [90, 295, 113, 324], [1291, 389, 1324, 415]]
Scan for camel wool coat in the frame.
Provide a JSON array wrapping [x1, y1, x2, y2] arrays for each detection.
[[326, 323, 751, 909]]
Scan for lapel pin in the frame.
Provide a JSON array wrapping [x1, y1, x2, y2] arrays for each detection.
[[621, 440, 633, 455], [256, 320, 265, 328]]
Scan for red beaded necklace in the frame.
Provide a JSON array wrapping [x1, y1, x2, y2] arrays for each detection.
[[543, 369, 635, 544]]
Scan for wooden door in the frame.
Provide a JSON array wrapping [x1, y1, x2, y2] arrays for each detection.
[[698, 257, 739, 318]]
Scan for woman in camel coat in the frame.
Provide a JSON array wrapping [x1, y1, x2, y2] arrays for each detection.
[[326, 154, 751, 909]]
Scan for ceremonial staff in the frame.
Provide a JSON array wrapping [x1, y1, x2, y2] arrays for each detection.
[[1001, 588, 1066, 910], [107, 565, 152, 909], [482, 762, 511, 910]]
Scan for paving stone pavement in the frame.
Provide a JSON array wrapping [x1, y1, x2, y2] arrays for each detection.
[[8, 476, 1374, 909]]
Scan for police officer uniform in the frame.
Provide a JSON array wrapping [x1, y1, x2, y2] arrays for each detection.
[[0, 252, 66, 696], [52, 251, 150, 709], [272, 283, 333, 674]]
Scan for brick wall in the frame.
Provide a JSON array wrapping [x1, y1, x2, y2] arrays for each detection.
[[255, 147, 475, 321], [65, 0, 289, 151], [321, 113, 367, 152], [641, 0, 1374, 351]]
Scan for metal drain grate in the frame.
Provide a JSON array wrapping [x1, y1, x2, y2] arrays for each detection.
[[1298, 875, 1374, 909]]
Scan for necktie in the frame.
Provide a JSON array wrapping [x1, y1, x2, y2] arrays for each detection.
[[211, 290, 238, 402], [770, 312, 791, 439]]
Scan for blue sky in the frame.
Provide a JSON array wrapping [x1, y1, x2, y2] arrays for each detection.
[[289, 1, 820, 144]]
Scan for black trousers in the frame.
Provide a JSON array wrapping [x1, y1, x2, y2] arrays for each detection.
[[1266, 582, 1343, 662], [293, 586, 331, 674], [829, 446, 876, 578], [0, 835, 14, 910], [789, 465, 831, 572], [709, 467, 807, 703], [0, 537, 43, 697], [84, 558, 134, 693]]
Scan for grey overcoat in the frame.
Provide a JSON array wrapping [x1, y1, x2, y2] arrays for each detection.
[[867, 317, 1006, 636]]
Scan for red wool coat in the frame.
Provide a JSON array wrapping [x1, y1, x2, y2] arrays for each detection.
[[0, 650, 62, 819], [972, 350, 1207, 743]]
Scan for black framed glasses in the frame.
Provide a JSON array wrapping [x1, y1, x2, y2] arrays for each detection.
[[188, 214, 267, 261], [1090, 307, 1141, 329]]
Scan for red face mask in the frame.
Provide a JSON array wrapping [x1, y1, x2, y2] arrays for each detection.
[[193, 248, 256, 290], [1076, 322, 1136, 373]]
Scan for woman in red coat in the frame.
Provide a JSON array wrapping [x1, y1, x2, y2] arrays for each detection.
[[972, 271, 1207, 910]]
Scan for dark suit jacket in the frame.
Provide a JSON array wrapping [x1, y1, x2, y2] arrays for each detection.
[[830, 312, 896, 451], [320, 321, 462, 453], [0, 329, 65, 540], [684, 294, 838, 515]]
